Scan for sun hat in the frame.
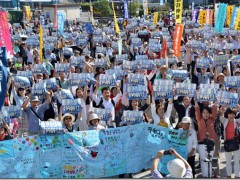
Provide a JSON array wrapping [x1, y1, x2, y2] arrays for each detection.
[[89, 113, 100, 121], [216, 73, 225, 80], [181, 116, 191, 124], [88, 113, 100, 125], [167, 158, 186, 178], [61, 113, 75, 122]]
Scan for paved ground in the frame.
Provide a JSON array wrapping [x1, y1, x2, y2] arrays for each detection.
[[131, 142, 232, 179]]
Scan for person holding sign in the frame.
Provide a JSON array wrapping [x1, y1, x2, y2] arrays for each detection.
[[219, 107, 240, 178], [194, 98, 219, 178], [22, 92, 51, 136], [92, 84, 122, 128], [151, 148, 193, 178]]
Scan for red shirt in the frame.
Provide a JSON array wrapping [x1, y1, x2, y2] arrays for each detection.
[[226, 121, 235, 140]]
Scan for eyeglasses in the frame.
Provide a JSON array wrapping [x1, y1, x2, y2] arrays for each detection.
[[64, 117, 72, 120]]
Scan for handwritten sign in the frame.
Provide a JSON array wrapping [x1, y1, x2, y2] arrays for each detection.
[[0, 124, 188, 178]]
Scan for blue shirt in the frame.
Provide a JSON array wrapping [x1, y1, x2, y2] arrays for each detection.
[[12, 88, 28, 106], [24, 102, 49, 133]]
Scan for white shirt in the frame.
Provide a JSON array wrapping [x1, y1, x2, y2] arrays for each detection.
[[180, 128, 198, 155], [91, 93, 122, 127], [151, 103, 173, 128]]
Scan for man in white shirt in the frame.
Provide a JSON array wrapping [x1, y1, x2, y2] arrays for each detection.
[[92, 84, 122, 128], [181, 116, 198, 178]]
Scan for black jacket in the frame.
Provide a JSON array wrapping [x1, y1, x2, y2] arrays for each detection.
[[173, 97, 196, 130]]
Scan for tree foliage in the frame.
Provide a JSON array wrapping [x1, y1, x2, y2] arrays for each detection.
[[93, 0, 113, 17]]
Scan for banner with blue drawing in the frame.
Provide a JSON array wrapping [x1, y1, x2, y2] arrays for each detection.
[[0, 124, 188, 178]]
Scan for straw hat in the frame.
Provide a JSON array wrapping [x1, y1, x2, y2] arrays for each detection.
[[61, 113, 75, 123]]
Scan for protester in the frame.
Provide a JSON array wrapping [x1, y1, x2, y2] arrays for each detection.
[[180, 116, 198, 178], [194, 99, 219, 178], [151, 148, 193, 178], [0, 7, 240, 179], [220, 107, 240, 178]]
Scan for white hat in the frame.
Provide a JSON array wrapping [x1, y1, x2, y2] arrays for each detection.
[[181, 116, 191, 124], [167, 158, 186, 178], [88, 113, 100, 124]]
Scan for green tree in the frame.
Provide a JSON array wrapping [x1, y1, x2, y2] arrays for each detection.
[[129, 1, 140, 17], [93, 0, 113, 17]]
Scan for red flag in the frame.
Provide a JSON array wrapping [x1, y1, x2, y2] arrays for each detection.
[[158, 49, 161, 59], [54, 4, 58, 28]]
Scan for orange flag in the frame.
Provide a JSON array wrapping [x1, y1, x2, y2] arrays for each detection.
[[172, 24, 184, 57], [162, 39, 167, 58]]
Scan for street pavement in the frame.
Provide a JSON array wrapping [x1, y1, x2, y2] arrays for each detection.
[[131, 141, 231, 179]]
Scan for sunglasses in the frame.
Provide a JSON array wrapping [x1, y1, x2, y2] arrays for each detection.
[[64, 117, 72, 120]]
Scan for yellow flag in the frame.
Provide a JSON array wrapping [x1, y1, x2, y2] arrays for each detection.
[[146, 0, 148, 15], [25, 6, 31, 22], [227, 5, 234, 27], [153, 12, 158, 26], [174, 0, 183, 24], [234, 8, 240, 31], [39, 25, 43, 62], [199, 10, 206, 26], [112, 2, 120, 34], [90, 5, 94, 25]]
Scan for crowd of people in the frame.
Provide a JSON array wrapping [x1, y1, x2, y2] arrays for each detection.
[[0, 9, 240, 179]]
